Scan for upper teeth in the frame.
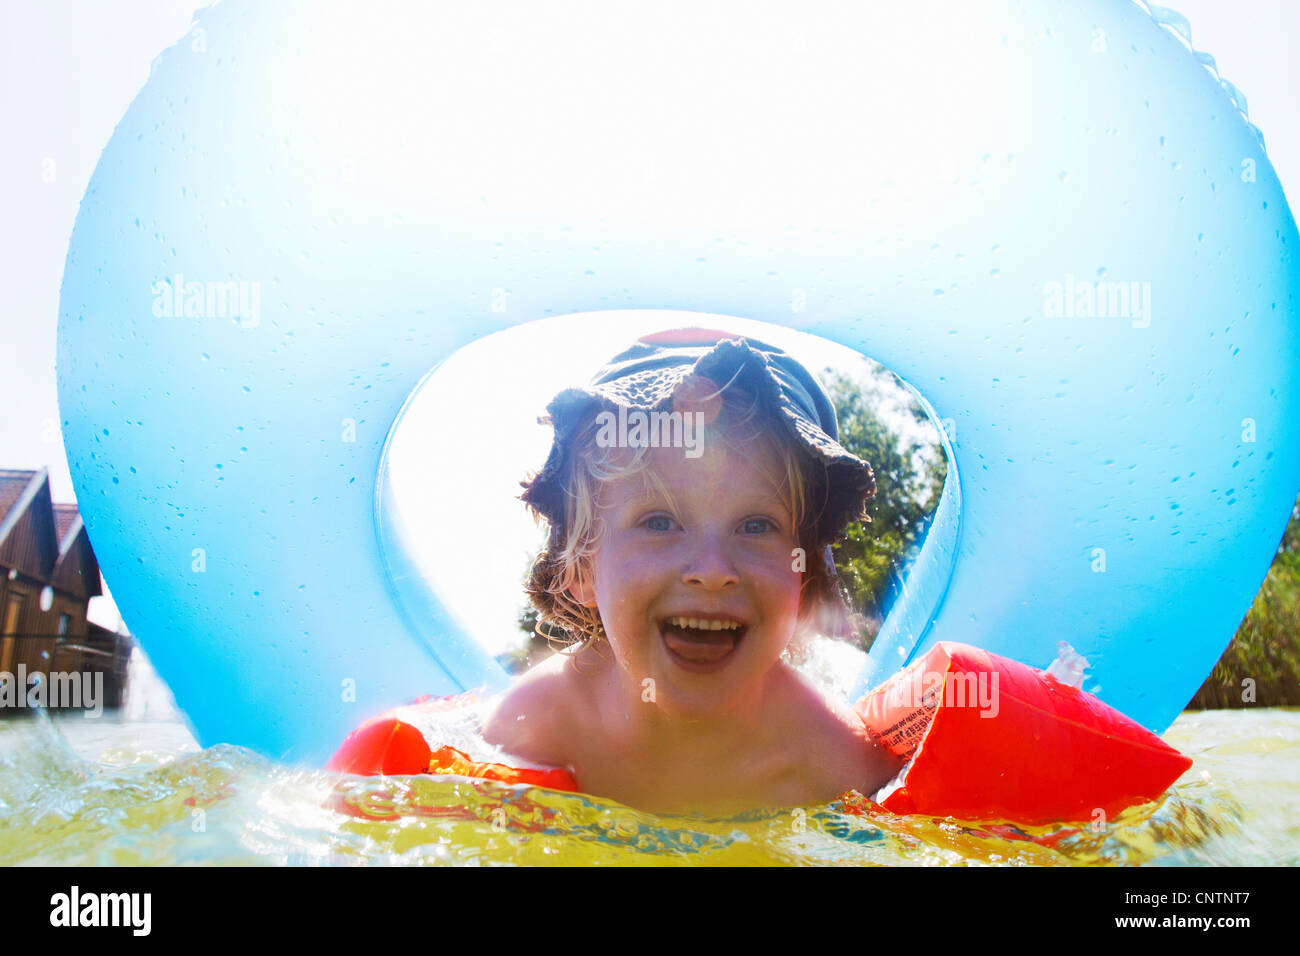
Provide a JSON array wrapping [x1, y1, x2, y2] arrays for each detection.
[[667, 617, 741, 630]]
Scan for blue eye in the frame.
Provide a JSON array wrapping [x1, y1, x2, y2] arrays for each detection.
[[643, 515, 675, 532], [741, 517, 776, 534]]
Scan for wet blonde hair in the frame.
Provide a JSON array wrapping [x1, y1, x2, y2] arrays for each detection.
[[522, 381, 851, 654]]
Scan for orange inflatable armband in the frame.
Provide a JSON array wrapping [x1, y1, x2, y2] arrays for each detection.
[[330, 647, 1193, 827], [854, 642, 1193, 824], [326, 694, 579, 792]]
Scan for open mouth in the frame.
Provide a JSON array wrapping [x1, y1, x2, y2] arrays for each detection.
[[658, 616, 748, 671]]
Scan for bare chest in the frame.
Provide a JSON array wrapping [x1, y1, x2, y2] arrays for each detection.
[[566, 720, 877, 815]]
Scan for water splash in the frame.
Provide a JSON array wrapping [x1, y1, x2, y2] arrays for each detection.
[[3, 709, 1293, 865]]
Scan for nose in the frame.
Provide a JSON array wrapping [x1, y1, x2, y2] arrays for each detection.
[[681, 530, 740, 591]]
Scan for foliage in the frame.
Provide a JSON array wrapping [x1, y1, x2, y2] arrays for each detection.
[[820, 366, 947, 651], [1189, 491, 1300, 709]]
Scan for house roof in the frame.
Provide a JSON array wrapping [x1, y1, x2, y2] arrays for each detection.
[[0, 469, 100, 600], [0, 469, 40, 531], [0, 470, 85, 551], [53, 503, 80, 547]]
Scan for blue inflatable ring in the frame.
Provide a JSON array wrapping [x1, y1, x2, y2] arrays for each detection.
[[58, 1, 1300, 761]]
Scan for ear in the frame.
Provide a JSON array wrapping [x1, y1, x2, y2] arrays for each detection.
[[567, 561, 598, 608]]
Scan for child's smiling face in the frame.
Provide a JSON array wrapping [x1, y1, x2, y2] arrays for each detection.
[[573, 435, 805, 719]]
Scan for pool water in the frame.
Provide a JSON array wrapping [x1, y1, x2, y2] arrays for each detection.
[[1, 707, 1295, 866]]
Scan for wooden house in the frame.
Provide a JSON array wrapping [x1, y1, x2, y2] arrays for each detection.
[[0, 467, 131, 712]]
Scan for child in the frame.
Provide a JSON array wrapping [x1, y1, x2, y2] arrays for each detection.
[[482, 328, 904, 815]]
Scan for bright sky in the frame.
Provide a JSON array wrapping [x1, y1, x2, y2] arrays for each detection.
[[2, 1, 1298, 638]]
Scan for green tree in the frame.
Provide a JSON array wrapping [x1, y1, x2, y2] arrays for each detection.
[[821, 367, 947, 651], [1189, 490, 1300, 709]]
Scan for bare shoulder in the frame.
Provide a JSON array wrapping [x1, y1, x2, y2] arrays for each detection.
[[481, 653, 580, 768], [773, 663, 903, 797]]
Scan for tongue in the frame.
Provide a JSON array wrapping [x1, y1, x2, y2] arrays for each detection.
[[662, 624, 738, 662]]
